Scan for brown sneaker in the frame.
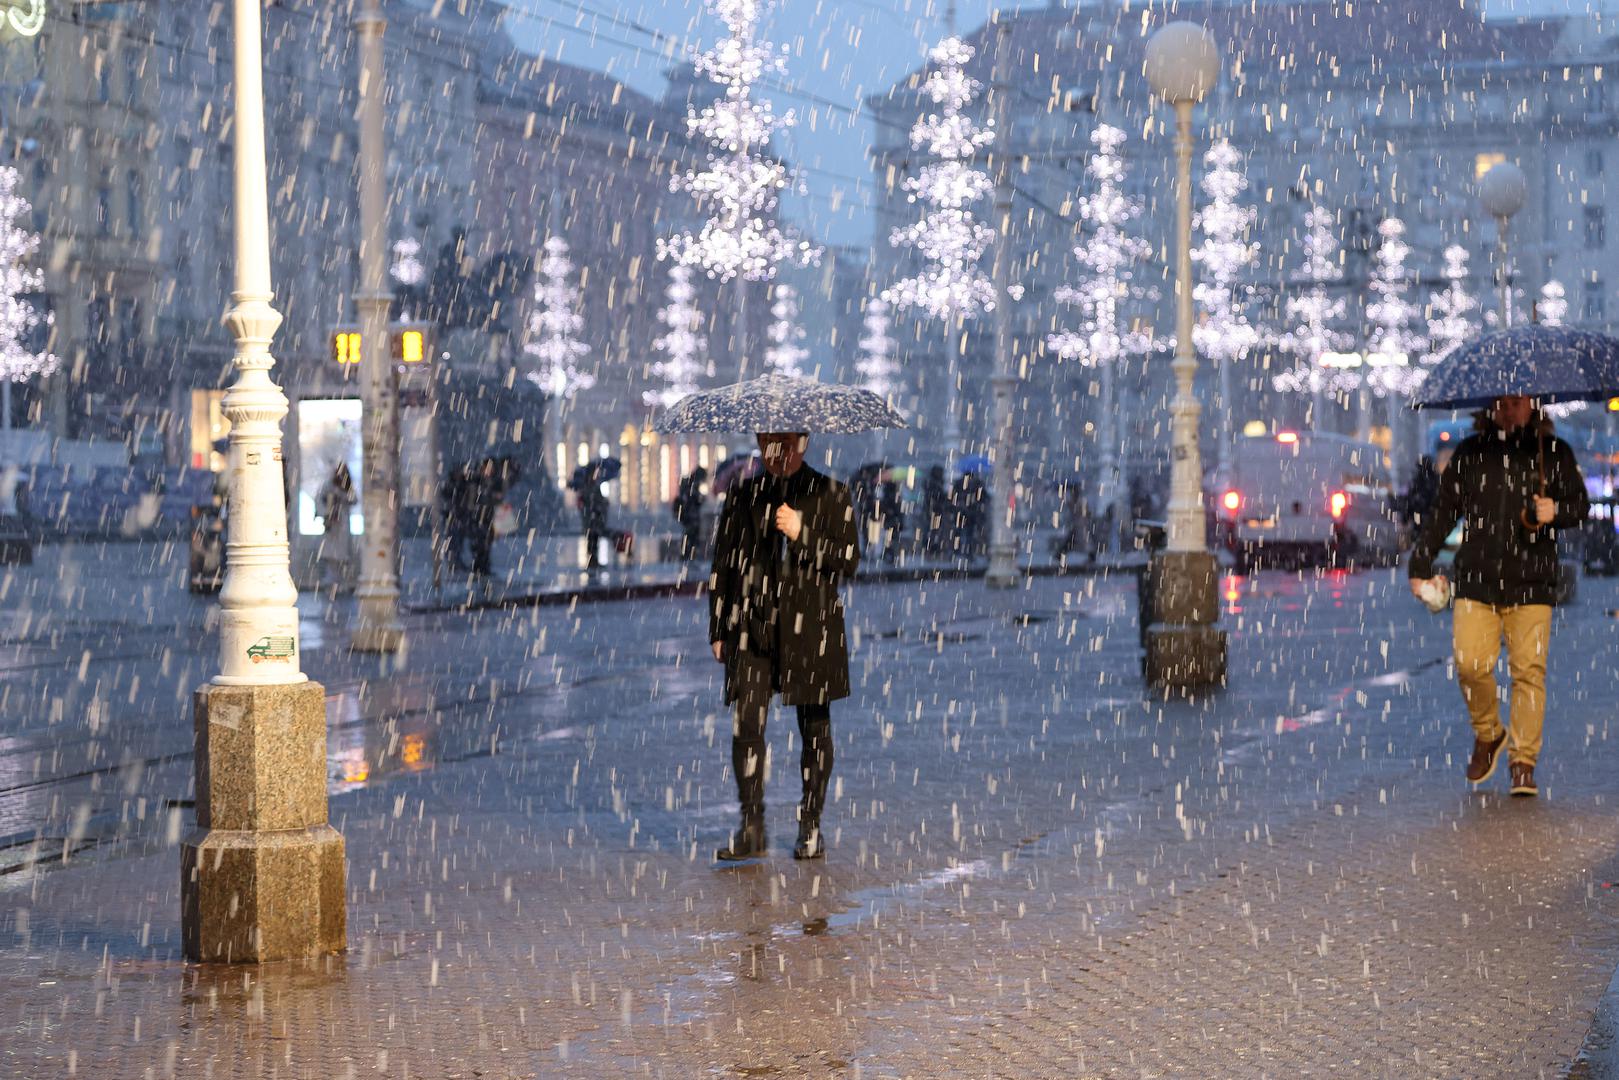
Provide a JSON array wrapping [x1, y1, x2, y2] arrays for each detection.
[[1510, 763, 1538, 798], [1465, 731, 1508, 784]]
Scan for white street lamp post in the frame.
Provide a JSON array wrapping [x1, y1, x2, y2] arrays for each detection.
[[984, 18, 1020, 588], [1479, 161, 1527, 331], [181, 0, 346, 963], [1142, 21, 1227, 688], [351, 0, 405, 653]]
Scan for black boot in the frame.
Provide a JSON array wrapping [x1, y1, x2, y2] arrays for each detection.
[[793, 814, 824, 860], [715, 816, 767, 862]]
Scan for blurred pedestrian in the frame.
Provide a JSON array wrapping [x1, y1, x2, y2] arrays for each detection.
[[673, 466, 708, 559], [953, 471, 987, 558], [577, 464, 611, 572], [878, 475, 906, 564], [440, 464, 474, 573], [709, 432, 859, 862], [1053, 481, 1093, 560], [1408, 395, 1590, 798], [317, 462, 356, 592], [1402, 455, 1440, 535], [922, 464, 951, 557], [469, 457, 509, 577]]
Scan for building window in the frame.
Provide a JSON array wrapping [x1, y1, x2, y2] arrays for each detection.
[[1588, 148, 1605, 176], [95, 184, 113, 235], [1586, 206, 1606, 250], [126, 173, 141, 234], [1584, 281, 1606, 322], [96, 54, 112, 104]]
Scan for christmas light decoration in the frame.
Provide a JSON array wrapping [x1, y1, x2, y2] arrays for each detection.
[[644, 264, 708, 409], [1191, 140, 1260, 369], [523, 235, 594, 400], [0, 165, 55, 386], [1046, 123, 1152, 367], [762, 283, 809, 378], [1423, 244, 1478, 368], [1364, 216, 1426, 398], [658, 0, 820, 282], [1272, 205, 1352, 400], [856, 297, 899, 398], [389, 237, 424, 287], [881, 36, 996, 320], [1539, 280, 1568, 326]]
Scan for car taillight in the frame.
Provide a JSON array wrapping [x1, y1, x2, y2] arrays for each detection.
[[1221, 490, 1241, 515], [1329, 491, 1349, 520]]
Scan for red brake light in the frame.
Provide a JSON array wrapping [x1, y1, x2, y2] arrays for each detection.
[[1276, 431, 1299, 445], [1329, 491, 1349, 519], [1222, 490, 1241, 514]]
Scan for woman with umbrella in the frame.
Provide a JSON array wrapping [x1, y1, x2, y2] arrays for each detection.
[[1408, 327, 1605, 798], [654, 373, 905, 862]]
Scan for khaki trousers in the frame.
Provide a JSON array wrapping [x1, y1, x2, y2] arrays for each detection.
[[1452, 599, 1552, 766]]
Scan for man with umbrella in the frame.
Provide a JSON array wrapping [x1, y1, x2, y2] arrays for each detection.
[[1409, 328, 1604, 797], [708, 432, 859, 860], [654, 372, 903, 861]]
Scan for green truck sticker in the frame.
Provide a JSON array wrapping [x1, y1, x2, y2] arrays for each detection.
[[246, 636, 296, 663]]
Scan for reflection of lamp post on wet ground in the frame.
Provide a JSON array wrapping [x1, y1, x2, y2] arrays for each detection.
[[1142, 21, 1227, 689], [181, 0, 346, 963], [1479, 161, 1527, 330]]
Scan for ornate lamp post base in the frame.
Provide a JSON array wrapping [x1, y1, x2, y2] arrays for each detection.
[[1144, 550, 1227, 689], [181, 682, 347, 962]]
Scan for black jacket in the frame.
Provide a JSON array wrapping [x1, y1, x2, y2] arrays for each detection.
[[708, 466, 859, 706], [1408, 420, 1589, 606]]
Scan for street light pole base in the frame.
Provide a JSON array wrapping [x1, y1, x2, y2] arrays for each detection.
[[181, 681, 347, 963], [985, 544, 1020, 589], [350, 622, 406, 654], [1144, 550, 1227, 689]]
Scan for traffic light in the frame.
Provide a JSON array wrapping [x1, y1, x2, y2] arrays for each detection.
[[330, 323, 434, 366], [1609, 397, 1619, 413], [333, 329, 362, 365]]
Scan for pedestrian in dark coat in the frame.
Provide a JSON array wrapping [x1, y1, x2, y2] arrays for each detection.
[[673, 466, 708, 559], [709, 432, 859, 862], [1408, 396, 1590, 798]]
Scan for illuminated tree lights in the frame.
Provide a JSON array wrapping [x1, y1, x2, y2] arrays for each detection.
[[644, 264, 708, 409], [0, 165, 55, 385], [1272, 205, 1351, 398], [1423, 244, 1478, 367], [523, 236, 594, 400], [762, 283, 810, 378], [1191, 140, 1260, 370], [1363, 216, 1426, 398], [658, 0, 819, 282], [1539, 279, 1568, 326], [856, 297, 899, 398], [1046, 123, 1152, 367], [882, 36, 996, 320]]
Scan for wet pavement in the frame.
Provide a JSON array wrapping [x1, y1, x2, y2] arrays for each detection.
[[3, 541, 1619, 1076]]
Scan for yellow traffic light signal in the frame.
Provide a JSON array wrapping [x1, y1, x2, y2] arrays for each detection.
[[397, 329, 424, 363], [1608, 397, 1619, 413], [333, 330, 361, 365]]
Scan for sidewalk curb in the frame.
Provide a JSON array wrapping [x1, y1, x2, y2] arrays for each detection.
[[406, 556, 1151, 614]]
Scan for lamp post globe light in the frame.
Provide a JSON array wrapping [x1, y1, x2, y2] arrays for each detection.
[[1141, 21, 1227, 689], [180, 0, 346, 963], [1479, 160, 1527, 329]]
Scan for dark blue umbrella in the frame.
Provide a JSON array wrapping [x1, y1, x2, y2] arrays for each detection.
[[652, 374, 907, 434], [956, 454, 993, 475], [1412, 327, 1619, 409]]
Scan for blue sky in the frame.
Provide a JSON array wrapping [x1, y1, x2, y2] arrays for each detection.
[[504, 0, 1601, 248]]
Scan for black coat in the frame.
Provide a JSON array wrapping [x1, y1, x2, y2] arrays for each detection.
[[1409, 420, 1590, 607], [708, 465, 859, 706]]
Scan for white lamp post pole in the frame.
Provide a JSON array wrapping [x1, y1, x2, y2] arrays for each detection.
[[181, 0, 346, 963], [1480, 161, 1526, 331], [351, 0, 405, 653], [1142, 21, 1227, 688], [984, 17, 1019, 588]]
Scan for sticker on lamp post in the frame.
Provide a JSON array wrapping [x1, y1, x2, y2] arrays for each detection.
[[246, 635, 297, 663]]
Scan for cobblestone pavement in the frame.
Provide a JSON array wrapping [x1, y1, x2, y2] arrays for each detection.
[[3, 547, 1619, 1078]]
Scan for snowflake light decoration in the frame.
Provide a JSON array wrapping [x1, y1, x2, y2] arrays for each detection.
[[1363, 217, 1426, 398], [1539, 280, 1568, 327], [1191, 140, 1260, 370], [523, 236, 594, 400], [1047, 124, 1154, 367], [658, 0, 820, 282], [881, 36, 996, 320], [1422, 245, 1477, 369], [0, 166, 55, 385], [762, 283, 809, 377], [1272, 205, 1352, 397], [856, 297, 899, 398], [644, 264, 708, 409]]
